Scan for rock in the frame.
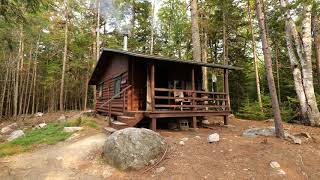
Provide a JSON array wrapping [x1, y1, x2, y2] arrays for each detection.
[[181, 137, 189, 142], [228, 114, 235, 119], [58, 115, 66, 122], [286, 134, 302, 145], [63, 127, 83, 133], [194, 136, 201, 139], [103, 128, 166, 170], [202, 120, 210, 125], [1, 127, 13, 135], [1, 123, 18, 135], [242, 127, 275, 137], [35, 112, 44, 117], [179, 141, 185, 145], [277, 169, 286, 175], [270, 161, 281, 169], [38, 123, 47, 128], [208, 133, 220, 143], [155, 167, 165, 173], [7, 130, 25, 141]]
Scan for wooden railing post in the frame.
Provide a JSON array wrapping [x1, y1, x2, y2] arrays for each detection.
[[151, 63, 155, 111], [123, 89, 126, 113], [191, 67, 196, 110]]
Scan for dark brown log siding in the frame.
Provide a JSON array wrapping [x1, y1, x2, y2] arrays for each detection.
[[96, 54, 129, 114]]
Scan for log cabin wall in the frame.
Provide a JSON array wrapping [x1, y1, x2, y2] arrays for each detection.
[[96, 54, 129, 114]]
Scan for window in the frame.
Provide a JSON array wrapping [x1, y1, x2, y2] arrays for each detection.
[[98, 82, 104, 99], [114, 76, 121, 96]]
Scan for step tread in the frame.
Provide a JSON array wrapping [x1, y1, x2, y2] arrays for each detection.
[[118, 115, 135, 120], [112, 121, 127, 125]]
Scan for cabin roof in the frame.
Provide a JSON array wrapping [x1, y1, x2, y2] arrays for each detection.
[[89, 48, 242, 85]]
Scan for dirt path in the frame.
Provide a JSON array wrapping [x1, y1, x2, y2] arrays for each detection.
[[0, 133, 115, 180], [1, 118, 320, 179]]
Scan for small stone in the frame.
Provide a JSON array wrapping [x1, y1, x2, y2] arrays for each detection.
[[228, 149, 232, 152], [35, 112, 44, 117], [270, 161, 281, 169], [38, 123, 47, 128], [208, 133, 220, 143], [243, 168, 249, 171], [149, 159, 156, 165], [181, 137, 189, 142], [194, 136, 201, 139], [63, 127, 83, 133], [7, 130, 24, 141], [56, 156, 63, 161], [277, 169, 286, 175], [202, 120, 210, 125], [286, 134, 302, 145], [155, 166, 165, 173], [179, 141, 185, 145]]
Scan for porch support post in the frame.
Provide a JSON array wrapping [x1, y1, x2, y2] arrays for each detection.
[[224, 115, 228, 125], [192, 116, 197, 128], [151, 118, 157, 131], [151, 63, 155, 111], [223, 69, 230, 110]]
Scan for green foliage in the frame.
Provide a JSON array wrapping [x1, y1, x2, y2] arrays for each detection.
[[0, 123, 71, 157], [237, 95, 272, 120]]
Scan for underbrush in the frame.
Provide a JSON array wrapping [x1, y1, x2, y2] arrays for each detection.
[[64, 116, 99, 129], [0, 123, 72, 157]]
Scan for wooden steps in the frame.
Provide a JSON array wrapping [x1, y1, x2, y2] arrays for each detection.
[[110, 112, 144, 130]]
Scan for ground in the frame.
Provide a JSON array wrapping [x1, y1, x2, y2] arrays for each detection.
[[1, 113, 320, 179]]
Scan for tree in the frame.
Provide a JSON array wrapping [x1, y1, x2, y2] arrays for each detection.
[[190, 0, 201, 62], [255, 0, 284, 138], [60, 0, 69, 111], [247, 0, 263, 111], [280, 0, 320, 126]]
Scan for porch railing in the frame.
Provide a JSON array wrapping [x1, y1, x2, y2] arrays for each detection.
[[154, 88, 229, 112], [100, 85, 132, 125]]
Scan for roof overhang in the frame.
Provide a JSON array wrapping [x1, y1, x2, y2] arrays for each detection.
[[89, 48, 242, 85]]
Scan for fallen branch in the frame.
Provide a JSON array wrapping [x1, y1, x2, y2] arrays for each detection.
[[142, 144, 169, 174]]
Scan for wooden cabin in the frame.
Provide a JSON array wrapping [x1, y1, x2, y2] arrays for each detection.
[[89, 48, 240, 130]]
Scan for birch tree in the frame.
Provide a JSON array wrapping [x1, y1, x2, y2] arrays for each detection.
[[281, 0, 320, 126]]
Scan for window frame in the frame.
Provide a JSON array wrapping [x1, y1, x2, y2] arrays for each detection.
[[98, 82, 104, 99], [113, 75, 122, 97]]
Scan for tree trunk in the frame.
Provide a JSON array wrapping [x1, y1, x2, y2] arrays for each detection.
[[150, 0, 155, 55], [301, 4, 320, 126], [190, 0, 201, 62], [14, 27, 23, 118], [202, 32, 208, 91], [0, 59, 10, 117], [312, 11, 320, 87], [284, 21, 308, 121], [248, 0, 263, 111], [60, 1, 68, 111], [96, 0, 100, 61], [255, 0, 284, 138]]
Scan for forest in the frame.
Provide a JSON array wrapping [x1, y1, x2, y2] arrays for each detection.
[[0, 0, 320, 129]]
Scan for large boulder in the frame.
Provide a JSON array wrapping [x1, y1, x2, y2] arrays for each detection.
[[103, 128, 166, 170], [242, 127, 275, 137]]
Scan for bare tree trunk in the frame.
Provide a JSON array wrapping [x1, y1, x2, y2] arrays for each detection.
[[96, 0, 100, 61], [248, 0, 263, 110], [14, 27, 23, 118], [0, 59, 10, 117], [60, 0, 69, 111], [190, 0, 201, 62], [255, 0, 284, 138], [202, 32, 208, 91], [301, 4, 320, 125], [312, 12, 320, 87], [150, 0, 155, 55], [32, 36, 40, 114]]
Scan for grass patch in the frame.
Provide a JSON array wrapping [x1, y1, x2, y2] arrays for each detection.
[[64, 116, 99, 129], [0, 123, 72, 157]]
